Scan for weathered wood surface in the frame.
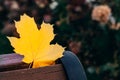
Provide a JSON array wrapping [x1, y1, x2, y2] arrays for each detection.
[[0, 54, 67, 80], [0, 64, 67, 80], [0, 53, 29, 72]]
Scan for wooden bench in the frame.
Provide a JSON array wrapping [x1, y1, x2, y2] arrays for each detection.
[[0, 54, 67, 80]]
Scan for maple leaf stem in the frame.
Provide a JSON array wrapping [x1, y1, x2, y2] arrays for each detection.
[[29, 61, 34, 68]]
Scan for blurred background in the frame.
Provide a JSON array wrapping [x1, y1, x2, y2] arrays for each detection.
[[0, 0, 120, 80]]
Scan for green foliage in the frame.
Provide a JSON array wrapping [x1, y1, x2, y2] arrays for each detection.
[[0, 0, 120, 79], [0, 33, 14, 54], [50, 0, 120, 80]]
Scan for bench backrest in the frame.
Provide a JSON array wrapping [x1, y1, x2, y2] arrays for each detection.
[[0, 54, 67, 80]]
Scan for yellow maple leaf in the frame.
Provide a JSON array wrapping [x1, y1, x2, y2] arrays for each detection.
[[8, 14, 64, 68]]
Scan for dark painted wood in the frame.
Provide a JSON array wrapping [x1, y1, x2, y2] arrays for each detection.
[[0, 53, 29, 72], [0, 64, 67, 80], [0, 54, 67, 80]]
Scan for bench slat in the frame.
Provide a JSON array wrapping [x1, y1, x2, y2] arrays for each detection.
[[0, 54, 67, 80], [0, 53, 29, 72], [0, 64, 67, 80]]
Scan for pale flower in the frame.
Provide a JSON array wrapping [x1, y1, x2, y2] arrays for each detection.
[[92, 5, 111, 24], [110, 23, 120, 30]]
